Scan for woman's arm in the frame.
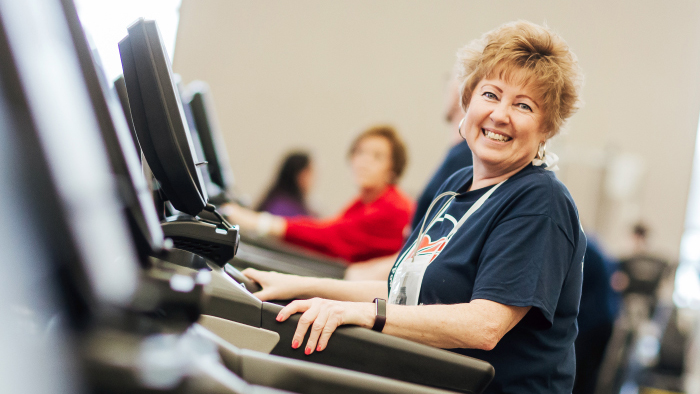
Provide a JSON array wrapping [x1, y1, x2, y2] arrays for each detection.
[[242, 268, 387, 302], [274, 298, 530, 355], [219, 203, 287, 237], [382, 299, 530, 349], [343, 252, 398, 281]]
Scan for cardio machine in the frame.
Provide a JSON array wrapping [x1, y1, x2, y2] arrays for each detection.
[[116, 17, 495, 394], [1, 0, 488, 392], [183, 80, 348, 278]]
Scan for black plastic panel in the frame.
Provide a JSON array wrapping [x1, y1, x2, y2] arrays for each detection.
[[234, 349, 457, 394], [161, 215, 239, 266], [233, 240, 346, 279], [187, 81, 235, 192], [112, 75, 140, 156]]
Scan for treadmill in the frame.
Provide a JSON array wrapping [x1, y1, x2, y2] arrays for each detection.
[[3, 1, 477, 393], [184, 80, 348, 279], [0, 0, 253, 391], [117, 17, 495, 394]]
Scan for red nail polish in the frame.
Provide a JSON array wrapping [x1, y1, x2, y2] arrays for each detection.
[[316, 345, 322, 352], [276, 314, 282, 322], [305, 347, 312, 355], [292, 340, 299, 349]]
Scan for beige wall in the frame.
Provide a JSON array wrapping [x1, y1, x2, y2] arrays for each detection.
[[173, 0, 700, 260]]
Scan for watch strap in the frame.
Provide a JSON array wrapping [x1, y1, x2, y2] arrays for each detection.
[[372, 298, 386, 332]]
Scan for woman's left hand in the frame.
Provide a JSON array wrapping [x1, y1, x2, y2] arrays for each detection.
[[275, 298, 375, 354]]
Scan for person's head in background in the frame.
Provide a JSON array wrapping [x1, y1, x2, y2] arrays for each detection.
[[444, 77, 466, 145], [347, 125, 408, 203], [632, 222, 649, 253], [257, 151, 315, 217]]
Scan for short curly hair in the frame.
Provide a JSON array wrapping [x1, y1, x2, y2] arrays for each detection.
[[455, 21, 583, 138], [348, 125, 408, 183]]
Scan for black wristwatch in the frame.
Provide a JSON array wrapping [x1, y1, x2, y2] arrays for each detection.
[[372, 298, 387, 332]]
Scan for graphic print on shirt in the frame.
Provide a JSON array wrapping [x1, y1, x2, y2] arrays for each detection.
[[393, 204, 459, 275], [413, 234, 449, 263]]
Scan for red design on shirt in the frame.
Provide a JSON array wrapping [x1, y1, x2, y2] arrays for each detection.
[[415, 235, 448, 263]]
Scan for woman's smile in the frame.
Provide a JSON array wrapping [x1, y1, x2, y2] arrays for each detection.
[[481, 128, 512, 143]]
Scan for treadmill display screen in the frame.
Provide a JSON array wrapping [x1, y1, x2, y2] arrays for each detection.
[[186, 80, 235, 194], [118, 19, 209, 217]]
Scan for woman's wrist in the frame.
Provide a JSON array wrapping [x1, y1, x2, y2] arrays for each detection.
[[361, 301, 378, 329], [252, 211, 285, 238]]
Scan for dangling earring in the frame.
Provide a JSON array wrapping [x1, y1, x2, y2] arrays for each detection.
[[536, 141, 546, 161], [458, 116, 467, 140]]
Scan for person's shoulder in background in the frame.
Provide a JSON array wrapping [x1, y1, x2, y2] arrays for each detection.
[[411, 140, 472, 229], [261, 193, 311, 218]]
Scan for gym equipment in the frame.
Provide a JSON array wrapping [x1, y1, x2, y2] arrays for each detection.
[[117, 17, 495, 394], [1, 0, 488, 392], [183, 79, 347, 278]]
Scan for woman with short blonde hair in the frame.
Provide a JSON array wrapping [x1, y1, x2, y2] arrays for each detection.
[[242, 21, 586, 394]]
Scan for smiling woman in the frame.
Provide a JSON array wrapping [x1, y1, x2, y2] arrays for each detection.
[[241, 21, 586, 394]]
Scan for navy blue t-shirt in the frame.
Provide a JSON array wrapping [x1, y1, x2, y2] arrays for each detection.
[[389, 164, 586, 394], [411, 140, 472, 231]]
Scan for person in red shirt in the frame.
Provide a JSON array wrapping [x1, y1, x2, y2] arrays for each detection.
[[222, 125, 414, 263]]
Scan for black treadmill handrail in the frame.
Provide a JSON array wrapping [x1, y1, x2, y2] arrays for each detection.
[[260, 302, 494, 394], [195, 324, 462, 394]]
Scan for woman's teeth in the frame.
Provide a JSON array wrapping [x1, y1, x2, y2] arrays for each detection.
[[483, 129, 511, 142]]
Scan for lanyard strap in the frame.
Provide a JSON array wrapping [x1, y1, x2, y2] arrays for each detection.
[[445, 179, 506, 239], [409, 179, 507, 261]]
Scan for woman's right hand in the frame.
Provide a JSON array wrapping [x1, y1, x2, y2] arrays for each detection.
[[241, 268, 307, 301]]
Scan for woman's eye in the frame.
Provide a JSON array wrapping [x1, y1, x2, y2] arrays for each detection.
[[483, 92, 497, 100], [517, 103, 532, 112]]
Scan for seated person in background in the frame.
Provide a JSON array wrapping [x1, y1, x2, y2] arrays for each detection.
[[256, 151, 315, 218], [223, 125, 414, 263], [345, 77, 473, 280]]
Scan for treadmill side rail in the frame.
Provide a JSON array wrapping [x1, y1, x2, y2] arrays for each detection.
[[261, 302, 494, 394], [195, 325, 460, 394], [233, 242, 345, 279], [203, 264, 263, 327], [197, 316, 280, 354]]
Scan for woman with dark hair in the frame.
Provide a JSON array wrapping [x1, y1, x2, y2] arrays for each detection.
[[257, 151, 314, 218]]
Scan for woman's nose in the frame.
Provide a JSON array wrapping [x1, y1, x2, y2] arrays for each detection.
[[489, 102, 510, 125]]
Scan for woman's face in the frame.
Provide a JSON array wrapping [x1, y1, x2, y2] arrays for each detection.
[[350, 136, 394, 190], [462, 77, 547, 176], [296, 164, 315, 196]]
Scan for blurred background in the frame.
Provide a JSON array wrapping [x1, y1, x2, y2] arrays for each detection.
[[31, 0, 700, 392]]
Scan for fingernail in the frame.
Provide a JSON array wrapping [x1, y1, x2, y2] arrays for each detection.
[[316, 345, 322, 352], [292, 340, 299, 349], [276, 314, 282, 321], [305, 347, 312, 355]]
